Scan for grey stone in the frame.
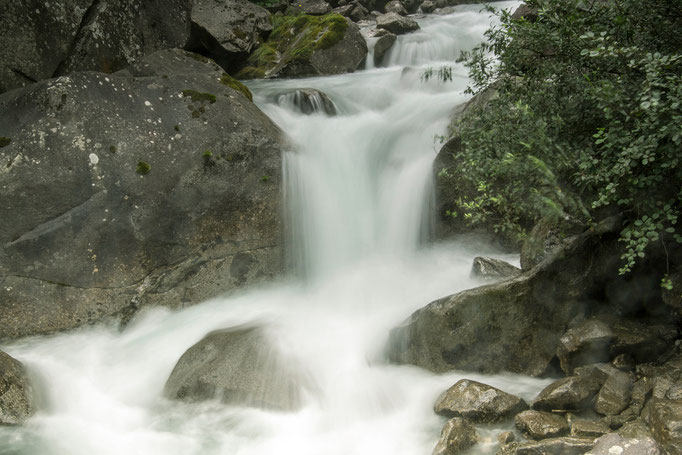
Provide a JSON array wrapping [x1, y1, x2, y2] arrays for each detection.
[[288, 0, 333, 15], [350, 4, 371, 21], [0, 0, 191, 93], [164, 326, 305, 410], [470, 257, 521, 281], [388, 218, 630, 377], [187, 0, 272, 72], [515, 410, 569, 440], [400, 0, 422, 13], [498, 431, 516, 445], [647, 398, 682, 455], [0, 50, 283, 339], [376, 12, 420, 35], [595, 368, 633, 416], [0, 350, 34, 425], [617, 419, 654, 439], [520, 216, 584, 271], [432, 417, 478, 455], [586, 433, 661, 455], [385, 0, 408, 15], [421, 1, 437, 13], [498, 437, 595, 455], [434, 379, 528, 423], [557, 316, 677, 375], [569, 416, 610, 438], [532, 376, 603, 412], [274, 88, 338, 116], [333, 4, 356, 16], [373, 33, 397, 66]]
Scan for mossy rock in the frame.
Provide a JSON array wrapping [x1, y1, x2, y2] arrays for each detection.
[[0, 137, 11, 147], [220, 73, 253, 102], [136, 161, 151, 175], [237, 13, 366, 79], [182, 90, 217, 104]]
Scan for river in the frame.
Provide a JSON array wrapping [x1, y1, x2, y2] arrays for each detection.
[[0, 3, 555, 454]]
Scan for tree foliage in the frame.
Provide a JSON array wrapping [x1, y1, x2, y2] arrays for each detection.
[[446, 0, 682, 272]]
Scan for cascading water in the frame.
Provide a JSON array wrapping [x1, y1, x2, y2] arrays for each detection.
[[0, 4, 553, 455]]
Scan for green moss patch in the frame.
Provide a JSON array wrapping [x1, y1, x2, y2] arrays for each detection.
[[220, 73, 253, 102], [0, 137, 11, 147], [237, 13, 348, 79], [182, 90, 216, 104], [136, 161, 151, 175]]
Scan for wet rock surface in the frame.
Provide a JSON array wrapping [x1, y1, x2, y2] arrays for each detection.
[[498, 436, 595, 455], [164, 326, 305, 410], [434, 379, 528, 423], [470, 257, 521, 281], [586, 433, 661, 455], [532, 375, 603, 412], [0, 350, 34, 425], [432, 417, 479, 455], [515, 410, 569, 440], [376, 12, 420, 34]]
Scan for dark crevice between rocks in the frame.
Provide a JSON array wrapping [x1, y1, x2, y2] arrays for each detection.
[[52, 0, 101, 78], [9, 68, 37, 84], [184, 22, 246, 74]]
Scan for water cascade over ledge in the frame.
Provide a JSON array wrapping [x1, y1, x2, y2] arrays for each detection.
[[0, 3, 556, 455]]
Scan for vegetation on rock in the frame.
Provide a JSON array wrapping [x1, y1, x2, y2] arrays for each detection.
[[237, 13, 348, 79], [220, 73, 253, 101], [440, 0, 682, 273]]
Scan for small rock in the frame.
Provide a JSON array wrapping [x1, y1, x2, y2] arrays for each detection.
[[435, 379, 528, 423], [586, 433, 661, 455], [515, 410, 569, 440], [385, 0, 408, 15], [497, 431, 515, 445], [432, 417, 478, 455], [617, 419, 653, 439], [275, 88, 337, 116], [333, 4, 355, 16], [376, 12, 420, 35], [470, 257, 521, 281], [569, 417, 610, 438], [288, 0, 333, 15], [421, 0, 436, 13], [594, 368, 633, 416], [0, 350, 34, 425], [647, 398, 682, 455], [611, 354, 636, 372], [373, 33, 397, 66], [498, 437, 595, 455], [532, 376, 602, 412]]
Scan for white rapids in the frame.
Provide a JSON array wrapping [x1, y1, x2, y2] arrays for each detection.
[[0, 3, 553, 455]]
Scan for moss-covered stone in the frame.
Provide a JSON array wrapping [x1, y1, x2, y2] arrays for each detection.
[[0, 137, 11, 147], [182, 89, 217, 104], [136, 161, 151, 175], [237, 13, 348, 79], [220, 74, 253, 102]]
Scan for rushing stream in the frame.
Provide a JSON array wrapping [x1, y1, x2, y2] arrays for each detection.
[[0, 3, 556, 455]]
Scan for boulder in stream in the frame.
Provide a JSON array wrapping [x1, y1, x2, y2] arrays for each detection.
[[531, 375, 603, 412], [237, 14, 367, 79], [373, 33, 397, 66], [164, 326, 305, 410], [432, 417, 479, 455], [498, 436, 596, 455], [376, 13, 420, 35], [515, 410, 570, 440], [0, 49, 284, 339], [434, 379, 528, 423], [470, 257, 521, 281], [275, 88, 338, 115], [0, 350, 34, 425]]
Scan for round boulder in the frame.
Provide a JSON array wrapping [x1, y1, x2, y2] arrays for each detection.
[[434, 379, 528, 423]]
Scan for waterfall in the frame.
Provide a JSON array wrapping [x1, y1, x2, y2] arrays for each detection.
[[0, 4, 554, 455]]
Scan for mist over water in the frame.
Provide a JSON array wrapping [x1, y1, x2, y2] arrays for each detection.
[[0, 3, 553, 455]]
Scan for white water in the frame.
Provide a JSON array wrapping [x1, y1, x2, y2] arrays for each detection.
[[0, 4, 552, 455]]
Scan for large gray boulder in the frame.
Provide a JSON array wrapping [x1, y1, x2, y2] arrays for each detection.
[[164, 326, 305, 410], [388, 218, 636, 376], [376, 13, 420, 35], [187, 0, 272, 72], [373, 33, 397, 66], [434, 379, 528, 423], [0, 0, 192, 93], [0, 350, 34, 425], [432, 417, 479, 455], [0, 49, 284, 340]]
